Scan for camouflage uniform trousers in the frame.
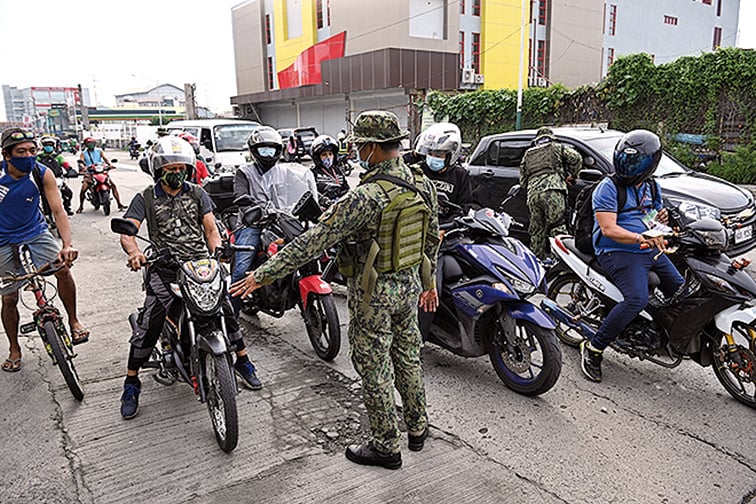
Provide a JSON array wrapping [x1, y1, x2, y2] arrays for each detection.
[[346, 269, 428, 455], [527, 189, 567, 258]]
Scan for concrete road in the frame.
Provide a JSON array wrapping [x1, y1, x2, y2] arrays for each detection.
[[0, 152, 754, 504]]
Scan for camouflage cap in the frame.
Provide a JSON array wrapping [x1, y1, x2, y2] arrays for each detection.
[[347, 110, 409, 144], [535, 127, 555, 140]]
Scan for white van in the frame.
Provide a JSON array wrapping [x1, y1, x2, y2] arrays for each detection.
[[165, 119, 260, 172]]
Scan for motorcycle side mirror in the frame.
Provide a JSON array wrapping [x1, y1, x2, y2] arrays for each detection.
[[292, 190, 323, 222], [583, 156, 596, 168], [232, 194, 256, 207], [242, 206, 263, 227], [138, 157, 150, 175], [506, 185, 521, 198], [577, 169, 603, 182], [111, 218, 138, 236]]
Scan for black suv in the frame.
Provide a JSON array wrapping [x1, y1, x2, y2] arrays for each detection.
[[466, 127, 756, 255]]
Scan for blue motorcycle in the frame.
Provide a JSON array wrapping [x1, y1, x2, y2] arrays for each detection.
[[421, 206, 562, 396]]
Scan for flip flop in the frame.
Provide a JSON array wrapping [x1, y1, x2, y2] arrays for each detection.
[[1, 357, 22, 372], [71, 328, 90, 345]]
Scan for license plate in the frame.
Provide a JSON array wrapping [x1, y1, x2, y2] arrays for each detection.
[[735, 225, 753, 244]]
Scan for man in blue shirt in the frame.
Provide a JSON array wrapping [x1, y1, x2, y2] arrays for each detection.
[[581, 130, 684, 382], [0, 128, 88, 373], [77, 136, 127, 213]]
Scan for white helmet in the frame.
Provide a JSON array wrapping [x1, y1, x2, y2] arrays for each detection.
[[147, 135, 196, 181], [414, 122, 462, 165]]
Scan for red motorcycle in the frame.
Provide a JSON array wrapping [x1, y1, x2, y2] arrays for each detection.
[[85, 162, 116, 215]]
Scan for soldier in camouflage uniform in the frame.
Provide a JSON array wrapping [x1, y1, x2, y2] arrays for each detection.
[[116, 136, 261, 421], [519, 127, 582, 258], [231, 111, 440, 470]]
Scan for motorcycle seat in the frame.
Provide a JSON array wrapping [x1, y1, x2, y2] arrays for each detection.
[[560, 236, 660, 287], [441, 255, 464, 284]]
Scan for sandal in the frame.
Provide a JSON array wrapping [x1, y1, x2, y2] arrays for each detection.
[[1, 357, 22, 372], [71, 328, 90, 345]]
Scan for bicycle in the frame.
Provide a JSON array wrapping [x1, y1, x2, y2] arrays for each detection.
[[0, 244, 84, 401]]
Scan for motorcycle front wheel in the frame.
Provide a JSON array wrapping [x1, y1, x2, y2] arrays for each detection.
[[203, 352, 239, 452], [100, 189, 111, 215], [547, 273, 603, 348], [709, 327, 756, 409], [304, 293, 341, 361], [487, 317, 562, 396]]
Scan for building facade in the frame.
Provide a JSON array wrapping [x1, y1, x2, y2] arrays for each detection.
[[2, 85, 92, 135]]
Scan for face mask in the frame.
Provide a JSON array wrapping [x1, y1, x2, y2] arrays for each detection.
[[161, 170, 187, 189], [257, 147, 276, 158], [43, 145, 54, 154], [358, 144, 374, 170], [10, 156, 36, 173], [321, 157, 333, 169], [86, 143, 95, 150], [426, 155, 446, 172]]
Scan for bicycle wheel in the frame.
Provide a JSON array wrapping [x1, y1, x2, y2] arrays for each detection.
[[44, 320, 84, 401]]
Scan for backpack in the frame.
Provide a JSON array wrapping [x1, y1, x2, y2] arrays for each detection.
[[572, 175, 658, 255]]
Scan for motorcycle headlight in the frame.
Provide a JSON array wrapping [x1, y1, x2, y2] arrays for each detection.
[[496, 267, 536, 295], [670, 199, 721, 222], [703, 273, 738, 295], [184, 274, 224, 312]]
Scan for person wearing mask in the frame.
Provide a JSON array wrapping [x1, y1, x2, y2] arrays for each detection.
[[116, 136, 262, 419], [38, 136, 74, 216], [0, 128, 89, 373], [77, 137, 127, 213], [177, 132, 210, 185], [309, 135, 350, 208]]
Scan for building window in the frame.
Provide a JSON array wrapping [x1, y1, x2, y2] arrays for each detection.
[[702, 0, 712, 4], [538, 0, 547, 25], [712, 26, 722, 50], [265, 14, 272, 44], [317, 0, 324, 29], [327, 0, 331, 25], [472, 32, 480, 72], [608, 4, 617, 36], [460, 0, 464, 15], [537, 40, 546, 77], [663, 15, 678, 26], [716, 0, 722, 16], [459, 31, 465, 68], [606, 47, 615, 67], [472, 0, 481, 16], [267, 56, 275, 89]]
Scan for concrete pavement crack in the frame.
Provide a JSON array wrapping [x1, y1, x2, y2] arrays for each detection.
[[739, 486, 756, 504]]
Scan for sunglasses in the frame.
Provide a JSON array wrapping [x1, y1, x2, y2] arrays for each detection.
[[8, 131, 35, 141]]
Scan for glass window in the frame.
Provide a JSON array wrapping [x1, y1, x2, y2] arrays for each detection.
[[663, 15, 678, 26], [317, 0, 324, 29], [538, 0, 547, 25], [608, 5, 617, 36], [460, 0, 465, 14], [712, 26, 722, 50], [459, 31, 465, 68], [213, 125, 259, 152], [472, 32, 480, 72], [472, 0, 481, 16], [265, 14, 272, 44], [486, 141, 530, 167], [267, 57, 275, 89]]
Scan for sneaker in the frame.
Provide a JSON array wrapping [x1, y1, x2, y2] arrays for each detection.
[[408, 428, 428, 452], [345, 441, 402, 470], [580, 340, 603, 382], [235, 360, 262, 390], [120, 382, 141, 419]]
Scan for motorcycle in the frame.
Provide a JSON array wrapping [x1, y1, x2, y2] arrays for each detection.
[[85, 161, 117, 215], [420, 201, 562, 396], [222, 192, 342, 361], [541, 206, 756, 408], [110, 218, 240, 452], [129, 143, 141, 160]]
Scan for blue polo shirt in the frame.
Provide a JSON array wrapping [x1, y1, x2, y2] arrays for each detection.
[[0, 161, 48, 246], [592, 178, 662, 255]]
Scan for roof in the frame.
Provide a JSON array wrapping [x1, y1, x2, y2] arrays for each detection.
[[480, 127, 624, 143], [165, 119, 260, 128]]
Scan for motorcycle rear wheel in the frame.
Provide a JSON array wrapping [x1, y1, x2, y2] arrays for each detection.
[[100, 189, 111, 215], [203, 352, 239, 452], [547, 273, 603, 348], [304, 293, 341, 361], [488, 318, 562, 396], [44, 320, 84, 401], [709, 327, 756, 409]]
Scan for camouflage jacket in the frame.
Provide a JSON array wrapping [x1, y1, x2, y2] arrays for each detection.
[[519, 141, 582, 204], [253, 157, 440, 292]]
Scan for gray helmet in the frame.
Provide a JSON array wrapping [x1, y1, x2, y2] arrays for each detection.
[[147, 136, 196, 181], [414, 122, 462, 165], [347, 110, 408, 144], [247, 126, 283, 172]]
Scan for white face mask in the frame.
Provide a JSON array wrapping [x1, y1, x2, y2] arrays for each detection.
[[358, 144, 374, 169]]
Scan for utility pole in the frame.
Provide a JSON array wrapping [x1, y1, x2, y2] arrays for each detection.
[[184, 83, 197, 119], [78, 83, 90, 133], [515, 0, 527, 130]]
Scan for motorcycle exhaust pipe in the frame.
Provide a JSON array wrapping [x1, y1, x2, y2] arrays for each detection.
[[540, 298, 597, 339]]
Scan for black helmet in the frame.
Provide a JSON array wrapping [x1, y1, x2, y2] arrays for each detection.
[[247, 126, 282, 172], [613, 130, 662, 186], [310, 135, 338, 167]]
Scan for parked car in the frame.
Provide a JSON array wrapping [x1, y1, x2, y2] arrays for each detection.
[[465, 127, 756, 255], [282, 126, 319, 162], [166, 119, 260, 173]]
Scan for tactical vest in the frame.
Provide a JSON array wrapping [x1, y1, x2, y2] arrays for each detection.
[[523, 141, 566, 180], [143, 184, 208, 262]]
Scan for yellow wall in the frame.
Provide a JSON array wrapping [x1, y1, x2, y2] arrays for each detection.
[[273, 0, 318, 71], [480, 0, 529, 90]]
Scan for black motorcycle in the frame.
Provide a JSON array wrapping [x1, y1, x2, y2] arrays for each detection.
[[543, 207, 756, 408], [129, 143, 141, 160], [111, 218, 240, 452]]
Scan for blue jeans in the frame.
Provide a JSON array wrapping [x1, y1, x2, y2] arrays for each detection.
[[591, 251, 684, 351], [231, 226, 261, 315]]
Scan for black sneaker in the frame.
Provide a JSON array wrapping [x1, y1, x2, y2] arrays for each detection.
[[580, 340, 603, 382], [345, 441, 402, 470], [235, 360, 262, 391], [408, 428, 428, 452], [120, 382, 141, 419]]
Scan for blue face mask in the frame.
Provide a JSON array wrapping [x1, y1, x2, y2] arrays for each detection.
[[257, 146, 276, 158], [321, 157, 333, 169], [426, 155, 446, 172], [10, 156, 36, 173], [358, 144, 373, 170], [43, 145, 54, 154]]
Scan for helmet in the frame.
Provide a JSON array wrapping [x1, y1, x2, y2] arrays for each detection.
[[414, 122, 462, 165], [147, 135, 196, 181], [83, 137, 96, 148], [247, 126, 282, 172], [613, 130, 662, 186], [310, 135, 338, 166], [40, 135, 57, 146], [177, 132, 201, 156]]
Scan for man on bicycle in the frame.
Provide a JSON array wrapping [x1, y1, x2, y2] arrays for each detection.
[[117, 136, 262, 419], [77, 136, 127, 213], [0, 127, 88, 373]]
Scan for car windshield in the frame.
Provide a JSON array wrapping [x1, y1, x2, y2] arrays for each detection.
[[213, 125, 258, 152], [585, 135, 687, 177]]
